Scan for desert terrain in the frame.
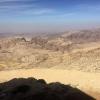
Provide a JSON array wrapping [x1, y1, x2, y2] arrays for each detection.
[[0, 29, 100, 99], [0, 29, 100, 72]]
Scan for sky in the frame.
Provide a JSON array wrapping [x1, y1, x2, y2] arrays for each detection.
[[0, 0, 100, 33]]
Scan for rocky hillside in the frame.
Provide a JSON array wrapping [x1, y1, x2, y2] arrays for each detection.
[[0, 29, 100, 72]]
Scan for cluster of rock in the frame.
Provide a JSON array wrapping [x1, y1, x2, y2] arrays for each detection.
[[0, 36, 73, 53]]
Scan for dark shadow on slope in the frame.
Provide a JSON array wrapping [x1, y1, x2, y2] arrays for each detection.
[[0, 78, 96, 100]]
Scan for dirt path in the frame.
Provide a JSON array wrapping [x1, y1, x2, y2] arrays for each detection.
[[0, 68, 100, 99]]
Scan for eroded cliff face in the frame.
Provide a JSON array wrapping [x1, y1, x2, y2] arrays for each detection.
[[0, 29, 100, 72]]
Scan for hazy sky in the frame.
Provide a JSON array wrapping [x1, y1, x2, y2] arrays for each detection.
[[0, 0, 100, 33]]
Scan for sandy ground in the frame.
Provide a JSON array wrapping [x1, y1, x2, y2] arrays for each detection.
[[0, 68, 100, 99]]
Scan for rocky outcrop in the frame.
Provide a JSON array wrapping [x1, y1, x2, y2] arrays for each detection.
[[31, 37, 48, 48], [0, 78, 95, 100]]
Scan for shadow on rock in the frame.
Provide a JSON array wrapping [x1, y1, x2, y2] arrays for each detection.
[[0, 78, 96, 100]]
